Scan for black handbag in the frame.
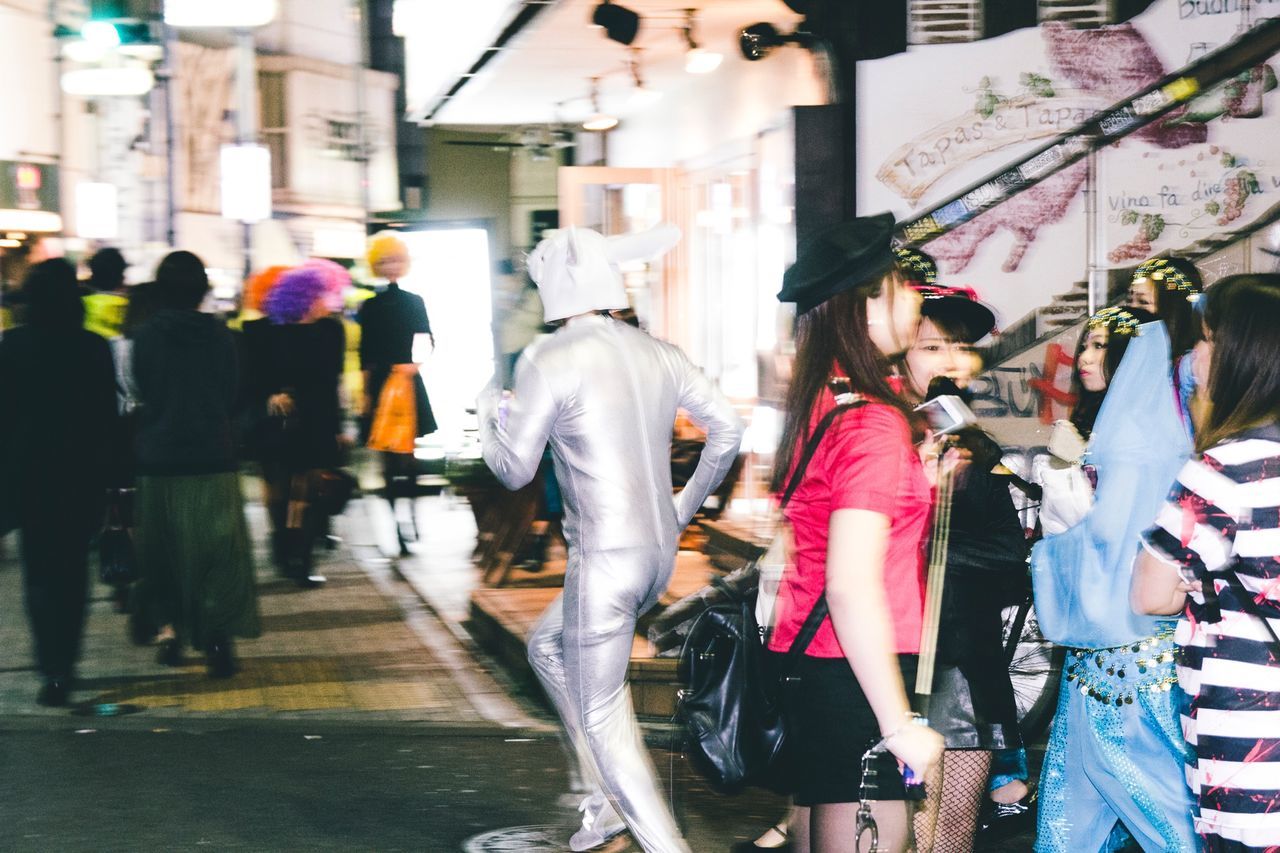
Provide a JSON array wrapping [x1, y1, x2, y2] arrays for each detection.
[[677, 401, 862, 791], [99, 488, 136, 586], [312, 468, 358, 516]]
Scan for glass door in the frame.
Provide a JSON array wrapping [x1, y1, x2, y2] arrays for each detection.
[[557, 166, 686, 348]]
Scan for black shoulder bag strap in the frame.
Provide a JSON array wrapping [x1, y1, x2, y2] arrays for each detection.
[[776, 399, 868, 674]]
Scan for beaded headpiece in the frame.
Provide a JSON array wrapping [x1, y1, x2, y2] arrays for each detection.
[[1131, 257, 1200, 295], [1086, 305, 1142, 337], [892, 246, 938, 286]]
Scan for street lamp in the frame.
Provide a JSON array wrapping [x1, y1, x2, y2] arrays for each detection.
[[162, 0, 279, 28], [219, 145, 272, 225], [60, 63, 155, 96], [160, 0, 279, 282]]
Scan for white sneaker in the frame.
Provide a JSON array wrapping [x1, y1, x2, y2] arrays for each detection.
[[569, 794, 628, 851]]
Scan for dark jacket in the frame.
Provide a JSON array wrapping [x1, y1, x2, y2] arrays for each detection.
[[356, 284, 436, 438], [239, 316, 345, 467], [931, 428, 1029, 748], [132, 309, 239, 476], [0, 323, 118, 523]]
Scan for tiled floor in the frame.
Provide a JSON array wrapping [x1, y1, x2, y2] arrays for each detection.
[[0, 494, 536, 726]]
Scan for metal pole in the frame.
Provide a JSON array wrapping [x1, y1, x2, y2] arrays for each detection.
[[235, 27, 256, 283], [353, 0, 372, 231], [1085, 147, 1099, 317], [161, 20, 178, 248]]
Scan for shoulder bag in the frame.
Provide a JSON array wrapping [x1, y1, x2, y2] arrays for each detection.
[[678, 400, 864, 791]]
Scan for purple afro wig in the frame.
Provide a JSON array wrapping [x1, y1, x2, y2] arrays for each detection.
[[264, 265, 328, 324], [304, 257, 352, 313]]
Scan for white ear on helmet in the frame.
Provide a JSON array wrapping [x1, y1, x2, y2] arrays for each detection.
[[566, 226, 582, 269], [525, 238, 551, 286], [605, 223, 681, 264]]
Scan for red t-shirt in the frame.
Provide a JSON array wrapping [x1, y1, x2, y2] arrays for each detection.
[[766, 395, 930, 657]]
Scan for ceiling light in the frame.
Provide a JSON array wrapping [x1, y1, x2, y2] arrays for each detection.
[[683, 9, 722, 74], [592, 1, 641, 46], [583, 114, 619, 131], [582, 78, 618, 131], [684, 47, 722, 74], [627, 47, 662, 107], [739, 22, 801, 61]]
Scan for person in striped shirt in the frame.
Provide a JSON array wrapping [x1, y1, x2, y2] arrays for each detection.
[[1132, 273, 1280, 852]]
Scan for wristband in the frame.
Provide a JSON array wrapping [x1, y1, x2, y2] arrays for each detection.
[[883, 711, 924, 742]]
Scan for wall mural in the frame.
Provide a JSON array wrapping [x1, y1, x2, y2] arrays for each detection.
[[856, 0, 1280, 328]]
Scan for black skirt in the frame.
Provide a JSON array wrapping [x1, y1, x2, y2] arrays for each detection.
[[775, 653, 918, 806]]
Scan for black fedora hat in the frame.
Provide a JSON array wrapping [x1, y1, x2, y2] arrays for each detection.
[[919, 292, 997, 344], [778, 212, 896, 314]]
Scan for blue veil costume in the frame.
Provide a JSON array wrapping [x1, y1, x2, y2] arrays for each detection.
[[1031, 321, 1196, 852]]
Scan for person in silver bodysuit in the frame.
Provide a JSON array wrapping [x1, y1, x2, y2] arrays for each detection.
[[478, 226, 743, 853]]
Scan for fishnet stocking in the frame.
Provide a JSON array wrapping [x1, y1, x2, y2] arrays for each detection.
[[911, 749, 992, 853]]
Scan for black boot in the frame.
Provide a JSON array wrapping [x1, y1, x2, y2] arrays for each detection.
[[156, 638, 183, 667], [206, 636, 236, 679], [36, 678, 69, 707], [271, 529, 291, 573], [285, 527, 325, 589]]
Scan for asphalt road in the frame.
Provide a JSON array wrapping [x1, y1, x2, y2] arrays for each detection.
[[0, 717, 785, 852], [0, 715, 1038, 852]]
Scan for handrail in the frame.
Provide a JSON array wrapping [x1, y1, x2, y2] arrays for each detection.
[[896, 15, 1280, 248]]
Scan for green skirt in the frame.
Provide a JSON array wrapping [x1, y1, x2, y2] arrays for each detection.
[[135, 473, 261, 648]]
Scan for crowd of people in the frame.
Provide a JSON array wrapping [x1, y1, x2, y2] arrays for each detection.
[[1, 214, 1277, 853], [476, 214, 1278, 853], [0, 235, 431, 705]]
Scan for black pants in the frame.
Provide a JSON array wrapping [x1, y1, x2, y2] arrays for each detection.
[[20, 516, 93, 681]]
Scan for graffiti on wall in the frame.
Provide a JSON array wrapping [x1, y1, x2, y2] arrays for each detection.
[[857, 0, 1280, 326]]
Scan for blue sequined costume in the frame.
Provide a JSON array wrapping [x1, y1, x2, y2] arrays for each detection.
[[1031, 322, 1196, 852]]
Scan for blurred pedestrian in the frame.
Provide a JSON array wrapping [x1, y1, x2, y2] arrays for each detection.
[[245, 265, 345, 586], [1126, 256, 1204, 433], [769, 215, 942, 853], [131, 251, 260, 677], [358, 233, 436, 555], [1031, 306, 1195, 852], [479, 225, 742, 853], [893, 263, 1028, 852], [1132, 273, 1280, 851], [82, 247, 130, 340], [0, 259, 118, 706]]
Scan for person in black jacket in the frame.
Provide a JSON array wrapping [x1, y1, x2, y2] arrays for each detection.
[[0, 259, 118, 706], [357, 233, 436, 555], [131, 251, 259, 677], [241, 265, 345, 586], [895, 271, 1029, 852]]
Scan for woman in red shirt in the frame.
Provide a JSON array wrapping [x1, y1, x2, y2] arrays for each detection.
[[770, 214, 944, 853]]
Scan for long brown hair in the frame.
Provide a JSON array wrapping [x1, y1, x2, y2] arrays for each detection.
[[1198, 274, 1280, 451], [1143, 256, 1203, 356], [1067, 307, 1157, 439], [770, 271, 915, 492]]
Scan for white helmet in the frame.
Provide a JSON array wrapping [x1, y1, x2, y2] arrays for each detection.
[[526, 224, 680, 323]]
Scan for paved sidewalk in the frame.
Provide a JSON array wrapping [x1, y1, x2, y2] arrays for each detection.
[[0, 493, 539, 728]]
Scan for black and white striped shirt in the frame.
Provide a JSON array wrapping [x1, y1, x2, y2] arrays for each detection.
[[1142, 431, 1280, 850]]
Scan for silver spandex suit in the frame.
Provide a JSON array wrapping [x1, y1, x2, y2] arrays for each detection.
[[479, 313, 742, 853]]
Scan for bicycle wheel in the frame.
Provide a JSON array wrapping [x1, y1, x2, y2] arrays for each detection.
[[1001, 598, 1062, 743]]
